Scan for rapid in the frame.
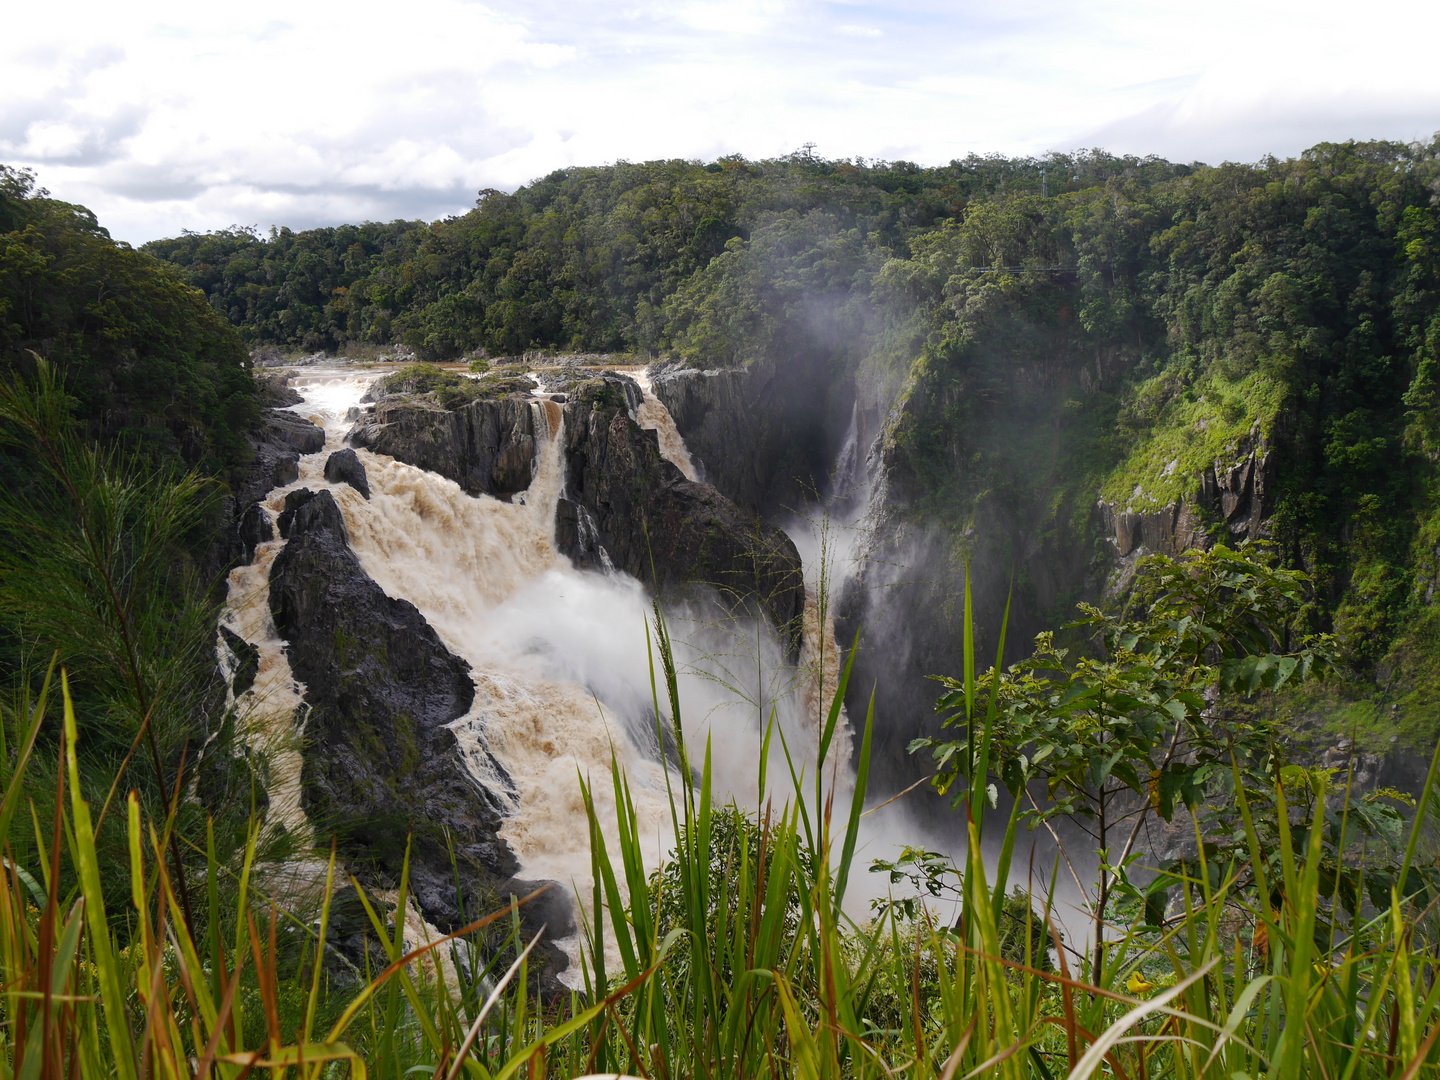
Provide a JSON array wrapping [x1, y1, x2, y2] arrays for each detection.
[[218, 364, 887, 979]]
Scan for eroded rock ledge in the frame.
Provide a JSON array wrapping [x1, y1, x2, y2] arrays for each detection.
[[1098, 430, 1274, 559], [349, 366, 806, 649], [268, 488, 572, 989]]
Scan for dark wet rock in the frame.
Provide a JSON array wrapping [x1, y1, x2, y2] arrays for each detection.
[[264, 411, 326, 455], [560, 372, 805, 651], [502, 877, 578, 943], [212, 408, 325, 574], [648, 358, 841, 515], [256, 369, 303, 407], [219, 625, 259, 698], [234, 502, 273, 565], [320, 883, 394, 980], [270, 452, 300, 489], [276, 488, 320, 540], [267, 489, 570, 989], [354, 366, 806, 647], [349, 372, 543, 498], [324, 448, 371, 499], [231, 411, 322, 512]]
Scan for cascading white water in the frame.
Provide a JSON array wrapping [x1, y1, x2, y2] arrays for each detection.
[[627, 368, 701, 482], [220, 365, 858, 981], [831, 402, 864, 505]]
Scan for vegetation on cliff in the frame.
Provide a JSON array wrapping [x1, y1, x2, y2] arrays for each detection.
[[1, 166, 257, 478]]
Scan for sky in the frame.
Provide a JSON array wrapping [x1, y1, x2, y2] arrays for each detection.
[[4, 0, 1439, 244]]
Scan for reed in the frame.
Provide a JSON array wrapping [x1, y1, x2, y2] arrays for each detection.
[[5, 586, 1440, 1077]]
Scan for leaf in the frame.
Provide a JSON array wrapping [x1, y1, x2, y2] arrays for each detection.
[[1265, 654, 1299, 691], [1161, 698, 1190, 723], [1000, 756, 1026, 797]]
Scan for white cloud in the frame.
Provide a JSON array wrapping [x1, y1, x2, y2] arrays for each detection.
[[2, 0, 1437, 243]]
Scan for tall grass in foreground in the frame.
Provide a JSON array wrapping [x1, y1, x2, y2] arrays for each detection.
[[7, 600, 1440, 1077]]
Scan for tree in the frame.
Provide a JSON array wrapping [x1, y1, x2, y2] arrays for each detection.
[[913, 543, 1337, 980]]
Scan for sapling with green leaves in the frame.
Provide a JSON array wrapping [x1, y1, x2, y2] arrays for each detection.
[[913, 542, 1337, 982]]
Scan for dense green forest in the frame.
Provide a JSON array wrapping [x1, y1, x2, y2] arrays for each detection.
[[145, 140, 1440, 744], [0, 164, 262, 927], [141, 151, 1191, 359], [1, 166, 257, 475]]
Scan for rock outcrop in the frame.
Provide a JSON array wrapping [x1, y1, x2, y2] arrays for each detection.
[[556, 371, 806, 645], [350, 366, 807, 649], [349, 375, 544, 498], [267, 488, 572, 989], [215, 407, 325, 572], [218, 625, 258, 698], [323, 448, 370, 499], [1098, 430, 1274, 558]]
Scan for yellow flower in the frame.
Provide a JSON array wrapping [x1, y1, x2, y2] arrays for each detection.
[[1126, 971, 1155, 995]]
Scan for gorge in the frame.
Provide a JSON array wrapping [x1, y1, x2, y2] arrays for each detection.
[[217, 358, 886, 987], [7, 140, 1440, 1016]]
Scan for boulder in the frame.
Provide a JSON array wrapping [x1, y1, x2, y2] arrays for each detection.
[[256, 369, 304, 407], [276, 488, 320, 540], [263, 411, 325, 455], [324, 448, 371, 499]]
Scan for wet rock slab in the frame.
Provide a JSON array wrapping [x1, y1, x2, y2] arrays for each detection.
[[268, 488, 571, 990]]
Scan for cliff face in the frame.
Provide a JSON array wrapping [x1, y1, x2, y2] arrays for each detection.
[[215, 408, 326, 571], [557, 372, 805, 645], [349, 367, 806, 649], [648, 356, 848, 515], [1098, 429, 1274, 560], [268, 488, 573, 987], [349, 376, 543, 498]]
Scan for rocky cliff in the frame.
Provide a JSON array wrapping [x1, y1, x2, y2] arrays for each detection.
[[214, 407, 326, 571], [1097, 429, 1274, 561], [350, 366, 807, 649], [349, 372, 543, 497], [647, 356, 851, 515], [268, 487, 572, 989]]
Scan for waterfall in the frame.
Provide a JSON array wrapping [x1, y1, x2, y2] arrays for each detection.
[[629, 368, 701, 482], [831, 402, 862, 506], [221, 364, 858, 980]]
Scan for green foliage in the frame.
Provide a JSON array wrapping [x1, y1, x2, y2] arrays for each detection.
[[0, 165, 257, 479], [142, 151, 1190, 360], [914, 544, 1339, 979], [0, 363, 262, 926]]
